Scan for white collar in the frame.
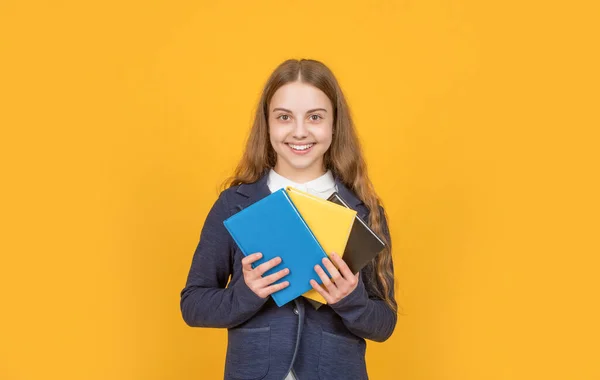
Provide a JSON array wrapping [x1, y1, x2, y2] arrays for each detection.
[[267, 168, 336, 197]]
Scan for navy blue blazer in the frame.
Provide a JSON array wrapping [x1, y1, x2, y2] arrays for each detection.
[[180, 172, 397, 380]]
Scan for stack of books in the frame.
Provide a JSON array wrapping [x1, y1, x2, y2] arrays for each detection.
[[223, 186, 386, 307]]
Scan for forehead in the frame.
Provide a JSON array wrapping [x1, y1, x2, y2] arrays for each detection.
[[269, 82, 332, 112]]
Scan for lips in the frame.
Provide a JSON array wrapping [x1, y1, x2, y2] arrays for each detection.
[[285, 143, 315, 155], [287, 143, 315, 151]]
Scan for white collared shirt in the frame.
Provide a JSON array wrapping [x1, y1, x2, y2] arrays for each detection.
[[267, 168, 337, 200]]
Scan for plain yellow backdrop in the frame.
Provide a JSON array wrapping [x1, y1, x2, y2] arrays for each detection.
[[1, 1, 599, 379]]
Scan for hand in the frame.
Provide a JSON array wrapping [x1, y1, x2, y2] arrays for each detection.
[[242, 252, 290, 299], [310, 252, 359, 304]]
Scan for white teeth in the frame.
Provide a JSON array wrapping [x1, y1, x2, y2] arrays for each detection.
[[288, 143, 314, 151]]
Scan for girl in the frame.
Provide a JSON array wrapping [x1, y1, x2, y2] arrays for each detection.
[[180, 59, 397, 380]]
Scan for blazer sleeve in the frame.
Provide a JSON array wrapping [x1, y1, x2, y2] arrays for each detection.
[[329, 206, 398, 342], [180, 191, 268, 329]]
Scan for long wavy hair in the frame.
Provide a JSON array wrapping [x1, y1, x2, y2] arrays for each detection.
[[222, 59, 397, 313]]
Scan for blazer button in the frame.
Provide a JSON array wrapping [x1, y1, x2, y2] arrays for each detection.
[[293, 307, 299, 315]]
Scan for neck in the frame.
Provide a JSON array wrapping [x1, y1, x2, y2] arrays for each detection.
[[273, 162, 326, 184]]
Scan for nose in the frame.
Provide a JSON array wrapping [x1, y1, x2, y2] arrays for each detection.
[[292, 120, 308, 139]]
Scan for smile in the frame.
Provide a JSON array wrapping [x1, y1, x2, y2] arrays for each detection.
[[287, 143, 315, 151], [285, 143, 315, 155]]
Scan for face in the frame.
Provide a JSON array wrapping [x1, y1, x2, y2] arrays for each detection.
[[268, 81, 334, 182]]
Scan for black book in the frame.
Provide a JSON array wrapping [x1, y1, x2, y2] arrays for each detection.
[[327, 192, 386, 274]]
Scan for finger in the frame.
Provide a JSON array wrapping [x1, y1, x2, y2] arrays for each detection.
[[259, 267, 290, 288], [314, 264, 339, 297], [254, 256, 283, 276], [321, 256, 343, 285], [261, 280, 290, 297], [242, 252, 263, 273], [347, 271, 360, 291], [329, 252, 354, 281], [310, 279, 333, 304]]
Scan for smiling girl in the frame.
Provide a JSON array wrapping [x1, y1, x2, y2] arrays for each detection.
[[181, 58, 397, 380]]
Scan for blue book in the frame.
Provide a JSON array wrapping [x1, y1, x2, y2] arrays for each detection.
[[223, 188, 331, 307]]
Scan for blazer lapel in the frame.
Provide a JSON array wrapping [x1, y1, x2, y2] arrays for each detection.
[[233, 170, 271, 212]]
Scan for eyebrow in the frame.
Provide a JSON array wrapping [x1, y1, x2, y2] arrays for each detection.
[[271, 107, 328, 114]]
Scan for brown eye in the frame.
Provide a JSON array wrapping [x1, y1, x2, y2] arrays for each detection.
[[310, 115, 322, 121], [278, 115, 290, 121]]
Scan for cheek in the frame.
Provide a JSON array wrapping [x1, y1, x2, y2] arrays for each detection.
[[268, 131, 278, 151], [314, 125, 333, 146], [268, 125, 287, 153], [268, 123, 281, 141]]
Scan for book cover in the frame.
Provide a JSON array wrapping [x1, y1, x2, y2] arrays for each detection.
[[222, 188, 331, 307]]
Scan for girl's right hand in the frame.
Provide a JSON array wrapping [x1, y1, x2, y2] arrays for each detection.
[[242, 252, 290, 299]]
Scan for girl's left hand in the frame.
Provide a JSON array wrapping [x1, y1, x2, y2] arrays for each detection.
[[310, 252, 359, 305]]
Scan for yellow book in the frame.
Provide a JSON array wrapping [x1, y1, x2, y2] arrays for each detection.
[[285, 186, 357, 305]]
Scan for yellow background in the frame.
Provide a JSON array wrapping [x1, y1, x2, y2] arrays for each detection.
[[1, 1, 599, 379]]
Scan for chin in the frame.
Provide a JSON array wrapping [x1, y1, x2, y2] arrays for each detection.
[[283, 158, 317, 170]]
